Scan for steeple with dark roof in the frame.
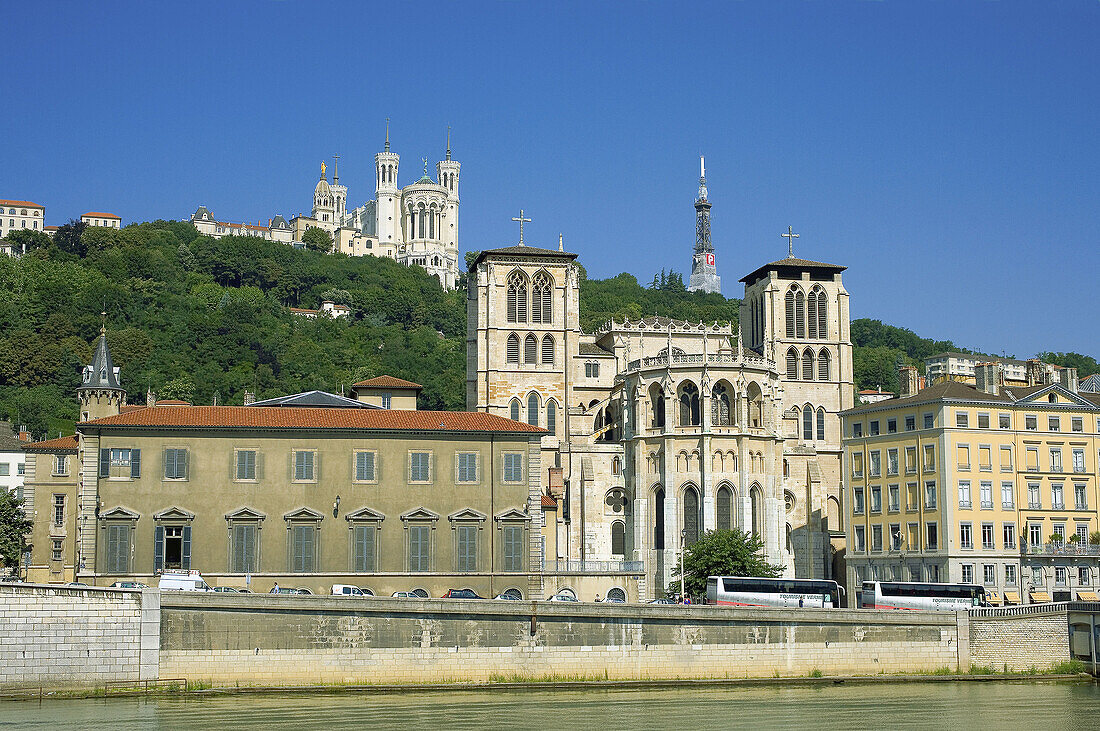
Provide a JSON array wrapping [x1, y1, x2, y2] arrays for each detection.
[[77, 319, 126, 421]]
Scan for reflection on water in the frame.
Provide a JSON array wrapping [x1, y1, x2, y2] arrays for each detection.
[[1, 681, 1098, 730]]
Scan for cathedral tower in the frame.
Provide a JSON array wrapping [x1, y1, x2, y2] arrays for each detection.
[[374, 120, 401, 246], [77, 322, 126, 422], [311, 161, 336, 230], [688, 156, 721, 294]]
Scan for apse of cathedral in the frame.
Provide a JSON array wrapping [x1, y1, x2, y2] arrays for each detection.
[[467, 166, 853, 599]]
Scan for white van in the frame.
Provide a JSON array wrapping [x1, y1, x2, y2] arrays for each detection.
[[331, 584, 367, 597], [159, 572, 212, 592]]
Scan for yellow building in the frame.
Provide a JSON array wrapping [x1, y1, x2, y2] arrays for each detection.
[[842, 363, 1100, 605]]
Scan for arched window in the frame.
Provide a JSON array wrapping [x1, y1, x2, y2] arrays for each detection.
[[678, 382, 700, 426], [654, 487, 665, 550], [546, 400, 557, 436], [716, 486, 733, 531], [611, 521, 625, 556], [506, 334, 520, 363], [651, 385, 665, 429], [785, 288, 795, 338], [607, 586, 626, 602], [747, 382, 763, 428], [818, 349, 831, 381], [683, 486, 700, 545], [712, 383, 731, 426], [808, 287, 818, 339], [795, 289, 806, 338], [816, 289, 828, 338], [509, 398, 520, 421], [785, 523, 793, 553], [750, 485, 762, 537], [507, 271, 528, 323], [817, 407, 826, 441], [786, 348, 799, 380], [524, 334, 538, 364], [802, 348, 815, 380], [417, 204, 426, 238], [532, 272, 552, 324], [541, 334, 554, 364], [527, 392, 540, 427], [803, 404, 814, 441]]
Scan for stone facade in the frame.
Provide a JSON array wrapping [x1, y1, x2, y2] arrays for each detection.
[[0, 584, 158, 687], [467, 245, 854, 599], [969, 609, 1069, 671]]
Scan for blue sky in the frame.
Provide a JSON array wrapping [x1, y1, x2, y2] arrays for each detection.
[[3, 1, 1098, 359]]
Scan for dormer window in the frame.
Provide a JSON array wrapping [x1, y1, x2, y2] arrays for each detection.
[[100, 368, 107, 381]]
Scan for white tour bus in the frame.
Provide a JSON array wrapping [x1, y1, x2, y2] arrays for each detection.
[[706, 576, 844, 608], [858, 581, 985, 610]]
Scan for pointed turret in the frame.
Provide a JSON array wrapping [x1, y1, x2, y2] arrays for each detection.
[[688, 156, 722, 294], [77, 319, 126, 421]]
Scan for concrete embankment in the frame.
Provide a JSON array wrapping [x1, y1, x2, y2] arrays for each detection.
[[0, 584, 1077, 689]]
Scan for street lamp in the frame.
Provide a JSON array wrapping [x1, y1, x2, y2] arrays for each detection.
[[680, 528, 687, 603]]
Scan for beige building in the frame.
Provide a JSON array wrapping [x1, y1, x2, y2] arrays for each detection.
[[80, 212, 122, 229], [467, 242, 853, 599], [21, 329, 547, 598], [190, 206, 294, 243], [842, 363, 1100, 604], [0, 199, 45, 238], [925, 352, 1078, 391]]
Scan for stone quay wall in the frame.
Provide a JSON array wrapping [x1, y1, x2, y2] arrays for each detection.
[[159, 594, 963, 685], [969, 607, 1070, 671], [0, 584, 159, 688]]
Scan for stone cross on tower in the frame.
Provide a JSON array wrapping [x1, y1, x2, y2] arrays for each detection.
[[512, 209, 532, 246], [783, 226, 800, 258], [332, 153, 340, 184]]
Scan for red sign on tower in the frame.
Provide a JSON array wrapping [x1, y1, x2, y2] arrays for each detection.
[[705, 253, 715, 266]]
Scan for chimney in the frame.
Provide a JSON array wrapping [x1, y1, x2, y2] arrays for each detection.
[[975, 362, 1004, 396], [1055, 366, 1079, 393], [17, 425, 30, 442], [898, 366, 919, 397], [146, 388, 156, 407], [1026, 359, 1047, 386], [243, 390, 256, 406]]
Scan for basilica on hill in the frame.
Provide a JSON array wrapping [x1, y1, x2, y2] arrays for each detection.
[[466, 164, 855, 600], [190, 123, 462, 289]]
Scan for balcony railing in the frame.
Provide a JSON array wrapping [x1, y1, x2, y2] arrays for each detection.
[[541, 559, 645, 574], [1022, 543, 1100, 556], [625, 351, 774, 372]]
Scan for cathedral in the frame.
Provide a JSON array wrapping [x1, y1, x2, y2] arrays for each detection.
[[467, 167, 853, 600]]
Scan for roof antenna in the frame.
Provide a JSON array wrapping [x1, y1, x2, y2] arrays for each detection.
[[446, 125, 452, 161], [384, 117, 390, 152]]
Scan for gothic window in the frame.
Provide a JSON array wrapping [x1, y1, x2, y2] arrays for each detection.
[[542, 335, 554, 364], [654, 487, 665, 550], [611, 521, 626, 556], [683, 486, 700, 545], [785, 288, 795, 338], [712, 383, 731, 426], [817, 407, 826, 441], [795, 289, 805, 338], [786, 348, 799, 380], [546, 400, 557, 436], [429, 207, 436, 239], [417, 204, 427, 238], [506, 333, 520, 363], [750, 484, 763, 537], [532, 272, 553, 324], [818, 348, 831, 381], [747, 383, 763, 428], [816, 289, 828, 338], [524, 334, 538, 364], [510, 398, 521, 422], [803, 404, 814, 441], [802, 348, 815, 380], [716, 486, 733, 531], [650, 385, 665, 429], [678, 382, 700, 426], [527, 392, 540, 427], [808, 287, 818, 339], [507, 271, 528, 323]]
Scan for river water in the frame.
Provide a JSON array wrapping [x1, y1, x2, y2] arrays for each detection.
[[1, 681, 1097, 729]]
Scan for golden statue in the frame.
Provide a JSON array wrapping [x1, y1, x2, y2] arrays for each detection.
[[320, 160, 327, 178]]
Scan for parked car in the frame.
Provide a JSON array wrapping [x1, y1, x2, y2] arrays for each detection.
[[494, 592, 522, 601], [0, 575, 23, 583], [159, 573, 212, 592], [647, 597, 676, 605], [443, 588, 484, 599], [211, 586, 239, 593], [109, 581, 147, 589], [65, 582, 88, 588], [269, 587, 304, 595], [548, 592, 579, 602], [332, 584, 368, 597], [605, 596, 626, 604], [357, 587, 375, 596], [391, 591, 418, 598]]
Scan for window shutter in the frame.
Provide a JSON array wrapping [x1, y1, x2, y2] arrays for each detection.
[[180, 450, 188, 480], [130, 449, 141, 478], [182, 525, 192, 570], [163, 448, 173, 479], [154, 525, 165, 572], [100, 448, 110, 478]]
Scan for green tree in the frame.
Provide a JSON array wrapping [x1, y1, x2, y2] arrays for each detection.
[[51, 220, 89, 257], [0, 489, 32, 572], [302, 226, 333, 253], [667, 529, 783, 598], [2, 228, 51, 253]]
